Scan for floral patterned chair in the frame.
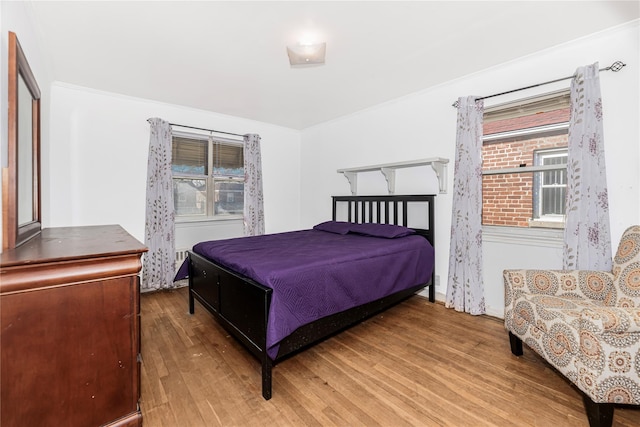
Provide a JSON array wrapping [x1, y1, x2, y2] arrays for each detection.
[[504, 225, 640, 427]]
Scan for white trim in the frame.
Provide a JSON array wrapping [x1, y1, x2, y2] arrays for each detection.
[[483, 122, 569, 142], [482, 225, 563, 249], [426, 290, 504, 319], [172, 128, 243, 144], [176, 215, 243, 225], [483, 89, 570, 114]]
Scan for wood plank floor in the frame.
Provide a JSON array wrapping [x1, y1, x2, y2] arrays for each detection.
[[139, 287, 640, 426]]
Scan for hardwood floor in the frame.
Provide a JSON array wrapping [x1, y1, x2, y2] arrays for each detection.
[[139, 287, 640, 426]]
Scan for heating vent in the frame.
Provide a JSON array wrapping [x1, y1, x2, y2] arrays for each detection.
[[175, 248, 189, 269]]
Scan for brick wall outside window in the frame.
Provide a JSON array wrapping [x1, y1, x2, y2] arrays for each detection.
[[482, 107, 570, 227]]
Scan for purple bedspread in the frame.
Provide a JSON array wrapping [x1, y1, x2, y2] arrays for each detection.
[[177, 229, 434, 359]]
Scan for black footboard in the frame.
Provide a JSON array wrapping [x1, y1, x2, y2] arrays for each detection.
[[188, 251, 275, 399]]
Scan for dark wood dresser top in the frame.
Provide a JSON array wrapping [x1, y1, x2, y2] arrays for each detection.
[[0, 224, 147, 268]]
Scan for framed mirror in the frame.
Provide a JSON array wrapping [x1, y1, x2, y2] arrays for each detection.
[[3, 31, 41, 250]]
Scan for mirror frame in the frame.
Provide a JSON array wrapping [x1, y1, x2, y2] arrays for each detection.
[[3, 31, 41, 250]]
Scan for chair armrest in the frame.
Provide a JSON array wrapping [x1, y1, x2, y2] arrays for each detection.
[[581, 307, 640, 334], [503, 269, 614, 306]]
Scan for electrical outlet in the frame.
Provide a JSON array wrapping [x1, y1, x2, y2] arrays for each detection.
[[435, 274, 440, 288]]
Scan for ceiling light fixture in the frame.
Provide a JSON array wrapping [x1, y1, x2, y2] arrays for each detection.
[[286, 42, 326, 66]]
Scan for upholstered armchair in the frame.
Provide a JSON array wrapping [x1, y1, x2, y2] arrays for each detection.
[[504, 225, 640, 427]]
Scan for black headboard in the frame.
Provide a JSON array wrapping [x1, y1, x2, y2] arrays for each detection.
[[332, 195, 435, 247]]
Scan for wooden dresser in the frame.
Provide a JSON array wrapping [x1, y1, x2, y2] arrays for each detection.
[[0, 225, 147, 427]]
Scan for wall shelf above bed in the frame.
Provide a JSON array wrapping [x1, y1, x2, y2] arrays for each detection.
[[337, 157, 450, 195]]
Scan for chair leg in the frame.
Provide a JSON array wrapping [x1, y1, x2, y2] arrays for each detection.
[[508, 331, 523, 356], [582, 394, 614, 427]]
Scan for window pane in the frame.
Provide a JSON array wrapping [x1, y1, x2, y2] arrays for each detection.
[[541, 186, 566, 215], [483, 131, 567, 227], [214, 180, 244, 215], [482, 172, 534, 227], [534, 149, 567, 219], [173, 178, 207, 216], [172, 136, 207, 175], [213, 143, 244, 177], [542, 168, 566, 185]]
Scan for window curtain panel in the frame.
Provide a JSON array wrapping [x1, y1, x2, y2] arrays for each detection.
[[563, 63, 612, 270], [445, 96, 486, 315], [243, 133, 265, 236], [142, 118, 176, 291]]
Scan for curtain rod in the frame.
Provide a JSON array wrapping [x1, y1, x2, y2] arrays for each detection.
[[451, 60, 626, 108], [170, 123, 245, 138], [147, 119, 245, 137]]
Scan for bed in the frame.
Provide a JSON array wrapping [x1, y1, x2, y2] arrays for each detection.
[[180, 194, 435, 400]]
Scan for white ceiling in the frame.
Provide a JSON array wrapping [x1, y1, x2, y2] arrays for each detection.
[[27, 1, 639, 130]]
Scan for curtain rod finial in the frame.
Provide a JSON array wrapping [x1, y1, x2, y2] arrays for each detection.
[[608, 61, 626, 72]]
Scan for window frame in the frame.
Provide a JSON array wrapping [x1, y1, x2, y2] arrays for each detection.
[[171, 130, 244, 223], [532, 147, 568, 223], [481, 90, 570, 229]]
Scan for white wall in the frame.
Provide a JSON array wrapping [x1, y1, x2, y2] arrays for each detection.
[[49, 84, 302, 244], [0, 1, 53, 251], [3, 5, 638, 318], [300, 21, 640, 317]]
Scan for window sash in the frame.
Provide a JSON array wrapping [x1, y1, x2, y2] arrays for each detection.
[[172, 137, 207, 176], [533, 149, 567, 219], [172, 132, 244, 219], [173, 177, 208, 217]]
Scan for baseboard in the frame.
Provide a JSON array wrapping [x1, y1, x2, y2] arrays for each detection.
[[423, 290, 504, 320]]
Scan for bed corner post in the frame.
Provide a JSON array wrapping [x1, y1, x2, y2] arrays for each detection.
[[187, 253, 195, 314], [262, 356, 273, 400], [261, 288, 273, 400], [189, 291, 195, 314], [429, 195, 436, 304]]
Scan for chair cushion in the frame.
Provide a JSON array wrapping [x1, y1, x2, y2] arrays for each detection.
[[581, 306, 640, 334], [512, 293, 607, 367]]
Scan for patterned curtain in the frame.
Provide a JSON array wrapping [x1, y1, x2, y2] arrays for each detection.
[[445, 96, 486, 315], [142, 118, 176, 291], [563, 63, 612, 270], [243, 133, 265, 236]]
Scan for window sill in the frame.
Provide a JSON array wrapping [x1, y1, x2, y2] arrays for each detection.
[[483, 225, 563, 248], [176, 215, 243, 225], [528, 219, 565, 229]]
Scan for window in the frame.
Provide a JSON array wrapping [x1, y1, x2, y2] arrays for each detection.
[[172, 132, 244, 220], [533, 148, 567, 222], [482, 91, 570, 228]]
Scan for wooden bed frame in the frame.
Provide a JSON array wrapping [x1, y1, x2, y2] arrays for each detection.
[[187, 194, 435, 399]]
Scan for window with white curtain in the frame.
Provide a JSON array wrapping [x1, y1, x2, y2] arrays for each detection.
[[171, 131, 244, 220]]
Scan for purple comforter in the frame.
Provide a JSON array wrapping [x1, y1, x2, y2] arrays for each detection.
[[178, 227, 434, 359]]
